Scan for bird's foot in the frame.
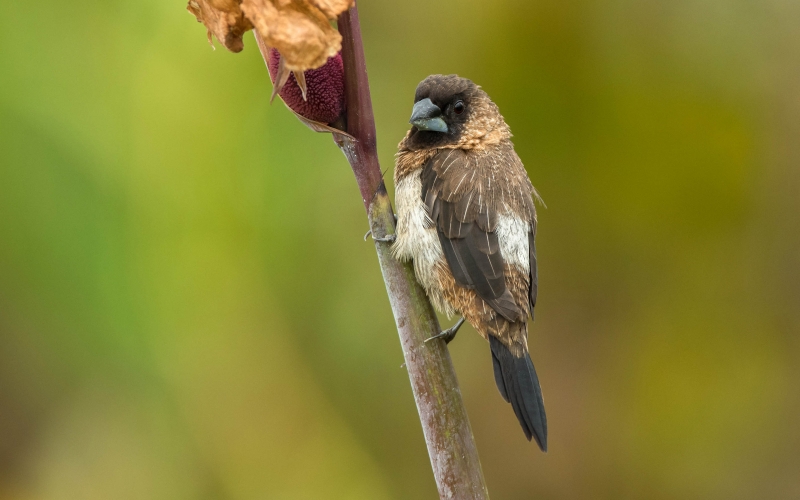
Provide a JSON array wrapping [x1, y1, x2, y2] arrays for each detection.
[[364, 214, 398, 242], [425, 317, 466, 344], [364, 229, 396, 243]]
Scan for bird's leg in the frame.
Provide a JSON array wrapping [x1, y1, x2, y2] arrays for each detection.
[[425, 317, 466, 344], [364, 214, 398, 242]]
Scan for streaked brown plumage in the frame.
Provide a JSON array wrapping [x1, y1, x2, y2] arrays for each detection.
[[392, 75, 547, 450]]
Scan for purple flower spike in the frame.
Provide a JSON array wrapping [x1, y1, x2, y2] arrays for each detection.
[[267, 48, 345, 125]]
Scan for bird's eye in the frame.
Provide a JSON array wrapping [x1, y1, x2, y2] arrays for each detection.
[[453, 100, 465, 114]]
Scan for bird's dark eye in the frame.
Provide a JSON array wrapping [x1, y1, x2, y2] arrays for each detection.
[[453, 100, 465, 114]]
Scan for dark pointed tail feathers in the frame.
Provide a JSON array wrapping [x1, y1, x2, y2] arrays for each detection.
[[490, 335, 548, 451]]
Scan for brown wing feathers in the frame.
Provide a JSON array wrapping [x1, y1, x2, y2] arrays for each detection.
[[529, 231, 538, 317], [421, 149, 525, 323]]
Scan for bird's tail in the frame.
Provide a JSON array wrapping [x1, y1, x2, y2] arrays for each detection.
[[490, 334, 548, 451]]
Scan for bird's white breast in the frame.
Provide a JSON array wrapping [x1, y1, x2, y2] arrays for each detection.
[[392, 170, 455, 316]]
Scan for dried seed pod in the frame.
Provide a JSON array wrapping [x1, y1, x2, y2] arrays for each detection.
[[266, 47, 344, 125], [242, 0, 347, 72]]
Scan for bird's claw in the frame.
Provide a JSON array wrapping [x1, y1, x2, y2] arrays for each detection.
[[425, 329, 457, 344], [425, 317, 466, 344], [364, 230, 396, 243], [364, 213, 398, 241]]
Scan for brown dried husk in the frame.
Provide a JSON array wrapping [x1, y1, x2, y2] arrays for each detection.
[[187, 0, 353, 71], [306, 0, 354, 21], [186, 0, 252, 53]]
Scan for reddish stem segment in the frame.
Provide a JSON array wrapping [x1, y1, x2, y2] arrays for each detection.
[[336, 7, 382, 207], [337, 6, 490, 499]]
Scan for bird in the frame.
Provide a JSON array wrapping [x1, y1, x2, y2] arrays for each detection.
[[389, 74, 547, 450]]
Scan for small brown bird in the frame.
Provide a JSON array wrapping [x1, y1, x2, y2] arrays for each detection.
[[391, 74, 547, 450]]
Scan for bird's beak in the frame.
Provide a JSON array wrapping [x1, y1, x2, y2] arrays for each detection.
[[409, 98, 448, 133]]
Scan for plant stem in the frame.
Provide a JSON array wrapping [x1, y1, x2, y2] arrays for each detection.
[[336, 6, 489, 499]]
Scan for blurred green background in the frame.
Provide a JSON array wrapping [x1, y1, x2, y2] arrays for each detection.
[[1, 0, 798, 498]]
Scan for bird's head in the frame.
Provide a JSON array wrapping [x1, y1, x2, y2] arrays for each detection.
[[405, 74, 510, 151]]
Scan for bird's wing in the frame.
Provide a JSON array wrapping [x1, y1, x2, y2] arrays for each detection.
[[421, 146, 537, 323], [528, 224, 538, 318]]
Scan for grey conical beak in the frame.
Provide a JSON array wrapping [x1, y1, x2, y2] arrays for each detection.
[[410, 98, 448, 133]]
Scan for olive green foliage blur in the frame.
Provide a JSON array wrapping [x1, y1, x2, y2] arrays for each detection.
[[1, 1, 798, 499]]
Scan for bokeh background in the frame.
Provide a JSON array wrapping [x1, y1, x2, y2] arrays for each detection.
[[1, 0, 799, 498]]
